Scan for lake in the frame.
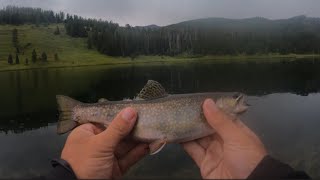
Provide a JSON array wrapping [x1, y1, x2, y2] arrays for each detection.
[[0, 59, 320, 178]]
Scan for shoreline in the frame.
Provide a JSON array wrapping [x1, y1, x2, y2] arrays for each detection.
[[0, 54, 319, 72]]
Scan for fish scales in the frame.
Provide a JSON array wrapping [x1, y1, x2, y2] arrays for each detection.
[[56, 80, 248, 154]]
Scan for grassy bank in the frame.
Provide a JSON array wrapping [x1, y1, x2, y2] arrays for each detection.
[[2, 54, 320, 72], [1, 24, 320, 72]]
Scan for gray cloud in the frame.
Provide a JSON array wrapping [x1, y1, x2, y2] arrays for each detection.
[[0, 0, 319, 26]]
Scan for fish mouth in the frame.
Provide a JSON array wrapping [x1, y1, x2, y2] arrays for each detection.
[[232, 93, 242, 99], [234, 93, 250, 114]]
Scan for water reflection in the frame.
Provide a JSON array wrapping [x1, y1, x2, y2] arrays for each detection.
[[0, 125, 66, 178], [1, 59, 320, 121], [0, 93, 319, 178], [0, 59, 320, 178], [0, 111, 57, 134], [32, 70, 38, 88]]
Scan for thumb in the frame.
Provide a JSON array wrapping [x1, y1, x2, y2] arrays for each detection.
[[96, 107, 137, 150], [203, 98, 241, 142]]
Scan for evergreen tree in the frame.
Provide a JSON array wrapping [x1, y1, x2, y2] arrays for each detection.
[[2, 6, 320, 57], [15, 54, 19, 64], [32, 49, 37, 63], [87, 36, 93, 49], [54, 26, 60, 35], [0, 6, 65, 25], [12, 28, 18, 48], [54, 53, 59, 61], [8, 54, 13, 64], [41, 52, 47, 62]]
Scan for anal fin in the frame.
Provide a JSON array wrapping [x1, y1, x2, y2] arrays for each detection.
[[149, 139, 167, 155]]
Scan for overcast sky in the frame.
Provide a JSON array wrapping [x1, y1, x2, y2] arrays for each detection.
[[0, 0, 319, 26]]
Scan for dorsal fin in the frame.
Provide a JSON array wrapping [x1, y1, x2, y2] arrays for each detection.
[[137, 80, 168, 100]]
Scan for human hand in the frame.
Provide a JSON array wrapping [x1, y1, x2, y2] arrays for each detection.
[[61, 107, 149, 179], [182, 99, 267, 179]]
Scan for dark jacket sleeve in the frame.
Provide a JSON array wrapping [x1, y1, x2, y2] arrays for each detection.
[[248, 155, 310, 179], [40, 156, 309, 179], [38, 159, 77, 180]]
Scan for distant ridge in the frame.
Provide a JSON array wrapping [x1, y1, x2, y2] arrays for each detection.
[[164, 15, 320, 34], [135, 24, 161, 29], [168, 15, 319, 26]]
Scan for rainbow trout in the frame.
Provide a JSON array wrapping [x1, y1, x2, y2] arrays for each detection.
[[56, 80, 248, 154]]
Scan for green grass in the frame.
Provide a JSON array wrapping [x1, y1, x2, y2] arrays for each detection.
[[0, 28, 15, 59], [0, 24, 320, 72], [0, 24, 193, 71], [0, 24, 128, 70]]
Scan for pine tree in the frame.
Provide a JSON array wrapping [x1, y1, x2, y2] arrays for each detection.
[[32, 49, 37, 63], [8, 54, 13, 64], [41, 52, 47, 62], [15, 53, 19, 64], [87, 36, 93, 49], [54, 26, 60, 35], [54, 53, 59, 61], [12, 28, 18, 48]]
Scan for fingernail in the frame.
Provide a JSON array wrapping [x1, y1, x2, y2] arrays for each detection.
[[204, 99, 217, 111], [121, 108, 136, 122]]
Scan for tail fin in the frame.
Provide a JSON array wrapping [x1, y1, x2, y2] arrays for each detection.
[[56, 95, 82, 134]]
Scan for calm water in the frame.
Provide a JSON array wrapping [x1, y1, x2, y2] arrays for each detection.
[[1, 59, 320, 178]]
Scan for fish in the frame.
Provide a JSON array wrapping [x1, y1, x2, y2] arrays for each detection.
[[56, 80, 249, 155]]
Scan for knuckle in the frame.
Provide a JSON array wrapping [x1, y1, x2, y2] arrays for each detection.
[[213, 111, 231, 125], [110, 120, 128, 137]]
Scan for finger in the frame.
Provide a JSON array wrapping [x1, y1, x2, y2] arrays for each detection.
[[211, 133, 224, 145], [119, 143, 149, 173], [115, 140, 138, 158], [203, 99, 241, 142], [196, 135, 213, 149], [234, 119, 262, 143], [91, 122, 106, 134], [112, 161, 122, 179], [70, 123, 103, 141], [181, 141, 205, 167], [234, 119, 256, 137], [201, 140, 223, 176], [96, 107, 137, 150]]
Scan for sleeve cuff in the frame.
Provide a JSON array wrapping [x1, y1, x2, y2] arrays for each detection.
[[45, 158, 77, 179], [248, 155, 310, 179]]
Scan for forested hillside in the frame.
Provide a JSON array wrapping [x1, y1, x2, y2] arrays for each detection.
[[0, 6, 64, 25], [81, 16, 320, 56], [1, 6, 320, 57], [63, 15, 320, 56]]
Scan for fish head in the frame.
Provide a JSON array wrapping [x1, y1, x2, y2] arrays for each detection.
[[216, 94, 249, 115]]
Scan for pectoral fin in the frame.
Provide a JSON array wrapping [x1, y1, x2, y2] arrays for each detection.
[[149, 139, 167, 155]]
